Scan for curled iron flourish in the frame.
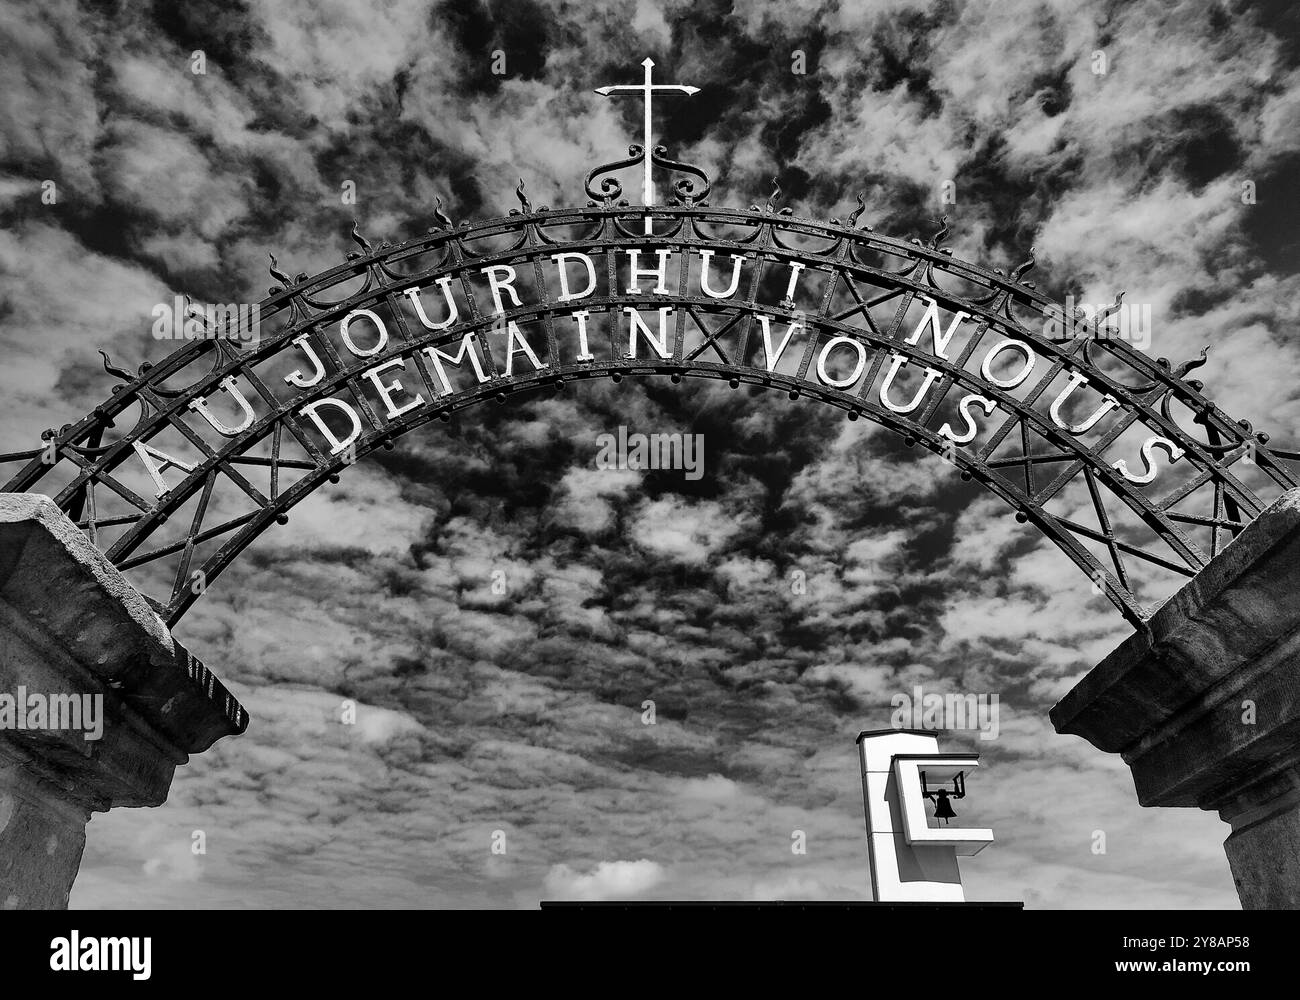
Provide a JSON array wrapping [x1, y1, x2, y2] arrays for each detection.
[[651, 145, 711, 207], [182, 294, 210, 337], [847, 193, 868, 229], [430, 196, 455, 231], [926, 215, 950, 251], [350, 220, 372, 255], [752, 177, 793, 215], [584, 144, 643, 206], [1011, 247, 1036, 283], [509, 177, 533, 216], [1089, 291, 1125, 337], [1172, 346, 1209, 380], [268, 252, 292, 293], [99, 350, 134, 383], [346, 219, 394, 261]]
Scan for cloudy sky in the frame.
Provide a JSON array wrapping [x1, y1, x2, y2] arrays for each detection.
[[3, 0, 1299, 908]]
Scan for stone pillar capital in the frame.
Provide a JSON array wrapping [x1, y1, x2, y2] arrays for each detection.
[[0, 494, 247, 908], [1051, 487, 1300, 907]]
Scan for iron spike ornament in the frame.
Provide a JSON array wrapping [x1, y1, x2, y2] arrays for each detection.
[[2, 59, 1299, 629]]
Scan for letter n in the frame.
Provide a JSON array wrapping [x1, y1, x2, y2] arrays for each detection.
[[906, 297, 968, 360], [625, 307, 674, 360]]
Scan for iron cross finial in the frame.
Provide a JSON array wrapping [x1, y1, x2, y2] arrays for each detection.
[[594, 58, 699, 234]]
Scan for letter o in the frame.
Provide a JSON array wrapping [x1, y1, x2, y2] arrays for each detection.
[[980, 338, 1036, 389], [816, 336, 868, 388], [340, 308, 389, 358]]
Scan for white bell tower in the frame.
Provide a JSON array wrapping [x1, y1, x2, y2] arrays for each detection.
[[857, 729, 994, 902]]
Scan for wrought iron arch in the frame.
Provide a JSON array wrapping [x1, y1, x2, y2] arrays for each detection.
[[3, 178, 1298, 631]]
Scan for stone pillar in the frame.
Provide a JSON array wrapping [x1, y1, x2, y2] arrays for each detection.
[[0, 494, 246, 909], [1051, 487, 1300, 909]]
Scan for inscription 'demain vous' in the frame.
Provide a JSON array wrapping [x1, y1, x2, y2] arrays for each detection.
[[133, 248, 1186, 496]]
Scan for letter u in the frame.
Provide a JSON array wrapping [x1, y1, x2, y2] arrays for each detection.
[[698, 251, 744, 299], [879, 353, 941, 413], [404, 278, 459, 331], [1049, 372, 1119, 435]]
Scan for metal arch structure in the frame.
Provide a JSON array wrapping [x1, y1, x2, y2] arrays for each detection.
[[2, 150, 1299, 632]]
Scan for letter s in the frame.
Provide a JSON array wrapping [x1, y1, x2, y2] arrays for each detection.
[[1112, 436, 1185, 485]]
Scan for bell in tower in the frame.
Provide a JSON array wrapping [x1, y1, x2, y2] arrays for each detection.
[[922, 769, 966, 825]]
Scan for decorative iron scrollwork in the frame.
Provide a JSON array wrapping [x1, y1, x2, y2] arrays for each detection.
[[99, 350, 135, 383], [584, 144, 642, 207], [751, 177, 793, 215], [847, 193, 869, 230], [428, 196, 456, 232], [347, 220, 372, 258], [916, 215, 950, 253], [509, 177, 532, 215], [651, 145, 710, 207]]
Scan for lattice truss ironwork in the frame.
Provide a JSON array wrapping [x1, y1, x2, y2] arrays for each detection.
[[2, 156, 1298, 631]]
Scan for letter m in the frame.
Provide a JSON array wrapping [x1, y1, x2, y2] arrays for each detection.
[[422, 333, 492, 396], [906, 298, 969, 360]]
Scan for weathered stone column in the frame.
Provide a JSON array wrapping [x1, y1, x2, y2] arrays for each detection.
[[0, 494, 246, 909], [1051, 487, 1300, 909]]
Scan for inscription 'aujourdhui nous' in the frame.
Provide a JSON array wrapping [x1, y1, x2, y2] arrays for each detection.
[[159, 247, 1180, 495]]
